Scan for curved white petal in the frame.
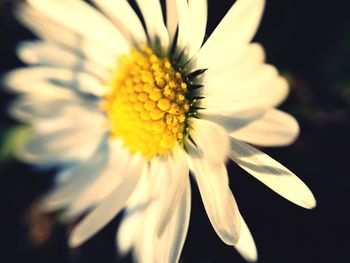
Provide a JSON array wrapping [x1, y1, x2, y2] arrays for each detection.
[[92, 0, 147, 44], [156, 177, 191, 263], [136, 0, 169, 50], [188, 154, 240, 245], [133, 158, 168, 263], [15, 4, 115, 69], [27, 0, 130, 56], [15, 4, 114, 68], [188, 119, 240, 245], [234, 216, 258, 262], [195, 0, 265, 69], [69, 154, 145, 247], [229, 138, 316, 209], [200, 107, 267, 133], [41, 140, 109, 212], [187, 0, 208, 58], [9, 95, 99, 125], [62, 141, 132, 220], [17, 119, 106, 166], [189, 118, 230, 164], [156, 147, 188, 237], [201, 69, 289, 114], [117, 166, 151, 255], [133, 159, 191, 263], [17, 41, 110, 81], [230, 109, 300, 147], [202, 43, 266, 83], [4, 67, 109, 97]]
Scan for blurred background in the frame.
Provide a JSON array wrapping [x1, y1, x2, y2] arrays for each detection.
[[0, 0, 349, 262]]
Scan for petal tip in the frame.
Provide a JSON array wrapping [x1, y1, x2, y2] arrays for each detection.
[[68, 233, 79, 248], [303, 196, 317, 210]]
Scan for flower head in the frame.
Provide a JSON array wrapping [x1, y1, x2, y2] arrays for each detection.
[[4, 0, 316, 262]]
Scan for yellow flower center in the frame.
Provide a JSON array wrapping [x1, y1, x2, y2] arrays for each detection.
[[102, 46, 190, 159]]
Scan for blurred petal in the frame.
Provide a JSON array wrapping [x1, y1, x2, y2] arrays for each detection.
[[4, 67, 109, 97], [117, 167, 151, 255], [229, 138, 316, 209], [230, 109, 300, 147], [69, 154, 145, 247], [156, 147, 188, 237], [41, 140, 109, 212], [15, 4, 115, 68], [17, 41, 109, 80], [17, 118, 106, 166], [9, 96, 99, 125], [133, 158, 190, 263], [156, 177, 191, 263], [27, 0, 130, 56], [133, 158, 168, 263], [92, 0, 147, 44], [62, 141, 132, 220]]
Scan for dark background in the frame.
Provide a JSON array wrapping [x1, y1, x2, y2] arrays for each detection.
[[0, 0, 349, 262]]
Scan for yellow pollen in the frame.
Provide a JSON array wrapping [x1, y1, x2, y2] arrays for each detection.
[[103, 46, 190, 159]]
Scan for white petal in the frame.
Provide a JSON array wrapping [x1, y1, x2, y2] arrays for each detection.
[[41, 140, 109, 212], [69, 154, 145, 247], [17, 120, 106, 166], [187, 0, 208, 58], [136, 0, 169, 50], [166, 0, 178, 43], [229, 138, 316, 209], [202, 64, 278, 96], [195, 0, 265, 69], [17, 41, 110, 80], [92, 0, 147, 44], [174, 0, 190, 52], [201, 70, 289, 114], [202, 43, 265, 83], [15, 4, 115, 69], [189, 118, 230, 164], [133, 158, 168, 263], [4, 67, 109, 97], [188, 154, 240, 245], [199, 107, 266, 133], [156, 147, 188, 237], [230, 109, 300, 147], [133, 159, 190, 263], [117, 166, 151, 255], [188, 119, 240, 245], [9, 95, 99, 125], [63, 141, 132, 220], [156, 177, 191, 263], [234, 216, 258, 262], [27, 0, 130, 56]]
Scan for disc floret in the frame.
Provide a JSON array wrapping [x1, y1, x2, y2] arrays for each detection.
[[103, 45, 194, 159]]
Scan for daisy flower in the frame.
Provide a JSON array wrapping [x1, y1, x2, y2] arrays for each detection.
[[4, 0, 316, 262]]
